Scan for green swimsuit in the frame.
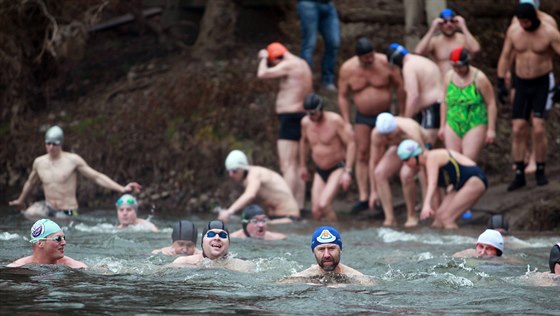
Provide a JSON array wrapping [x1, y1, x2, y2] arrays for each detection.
[[445, 70, 488, 138]]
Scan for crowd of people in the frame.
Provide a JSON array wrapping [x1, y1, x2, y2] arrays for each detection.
[[6, 1, 559, 284]]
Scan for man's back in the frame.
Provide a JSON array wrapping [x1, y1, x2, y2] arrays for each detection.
[[249, 166, 299, 216], [275, 54, 313, 113], [404, 55, 443, 109]]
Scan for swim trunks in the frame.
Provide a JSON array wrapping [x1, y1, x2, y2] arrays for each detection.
[[278, 112, 306, 141], [355, 111, 378, 128], [445, 70, 488, 138], [47, 206, 79, 218], [268, 215, 301, 221], [437, 151, 488, 190], [512, 72, 555, 120], [421, 102, 441, 129], [316, 161, 345, 183]]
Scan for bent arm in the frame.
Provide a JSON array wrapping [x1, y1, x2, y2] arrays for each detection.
[[225, 175, 260, 216], [10, 163, 40, 206], [415, 20, 438, 56], [458, 17, 481, 55], [257, 58, 290, 79]]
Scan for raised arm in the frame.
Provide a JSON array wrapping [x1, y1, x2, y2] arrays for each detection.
[[9, 160, 40, 208], [257, 51, 292, 79], [455, 16, 481, 55]]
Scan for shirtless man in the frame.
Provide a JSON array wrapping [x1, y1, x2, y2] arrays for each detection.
[[300, 93, 355, 221], [368, 113, 430, 227], [415, 8, 480, 77], [386, 43, 443, 146], [338, 37, 405, 213], [257, 42, 313, 209], [9, 125, 142, 218], [170, 220, 254, 273], [115, 194, 159, 232], [230, 205, 286, 240], [152, 220, 201, 256], [497, 2, 560, 191], [280, 226, 373, 285], [453, 229, 504, 258], [218, 150, 300, 224], [7, 219, 87, 268]]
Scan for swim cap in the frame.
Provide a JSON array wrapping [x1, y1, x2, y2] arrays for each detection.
[[171, 220, 198, 243], [375, 112, 397, 134], [30, 219, 62, 243], [515, 3, 541, 32], [385, 43, 408, 67], [303, 93, 323, 111], [45, 125, 64, 145], [487, 214, 509, 233], [241, 204, 266, 236], [477, 229, 504, 256], [201, 220, 229, 245], [355, 36, 374, 56], [397, 139, 423, 161], [267, 42, 288, 62], [225, 150, 249, 171], [115, 194, 138, 210], [450, 47, 469, 66], [439, 8, 456, 19], [549, 243, 560, 273], [311, 226, 342, 252], [520, 0, 539, 9]]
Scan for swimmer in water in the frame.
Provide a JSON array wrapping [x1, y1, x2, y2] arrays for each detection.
[[522, 242, 560, 286], [116, 194, 158, 232], [7, 219, 87, 268], [170, 220, 254, 273], [152, 220, 201, 256], [280, 226, 374, 285], [453, 229, 504, 258], [230, 205, 287, 240], [9, 125, 142, 219]]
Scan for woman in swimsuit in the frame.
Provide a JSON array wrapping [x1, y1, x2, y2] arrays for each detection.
[[397, 139, 488, 229]]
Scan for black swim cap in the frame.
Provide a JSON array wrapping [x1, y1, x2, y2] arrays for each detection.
[[171, 220, 198, 243], [515, 3, 541, 32], [385, 43, 408, 68], [241, 205, 266, 236], [304, 93, 323, 111], [355, 37, 374, 56], [549, 243, 560, 273], [487, 214, 509, 233]]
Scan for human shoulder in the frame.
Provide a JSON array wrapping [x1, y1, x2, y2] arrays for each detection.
[[6, 256, 32, 267], [59, 256, 87, 269], [136, 219, 159, 232], [265, 231, 287, 240], [224, 257, 255, 273], [230, 229, 247, 238], [339, 57, 358, 75], [171, 253, 202, 266]]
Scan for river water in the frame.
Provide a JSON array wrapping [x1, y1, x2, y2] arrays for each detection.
[[1, 210, 558, 315]]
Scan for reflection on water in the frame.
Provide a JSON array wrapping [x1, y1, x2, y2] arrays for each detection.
[[0, 210, 558, 314]]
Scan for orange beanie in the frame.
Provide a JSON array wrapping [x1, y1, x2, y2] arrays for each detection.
[[267, 42, 288, 61]]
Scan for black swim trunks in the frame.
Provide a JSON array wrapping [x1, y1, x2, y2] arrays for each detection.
[[316, 161, 345, 183], [421, 102, 441, 129], [47, 206, 79, 217], [512, 72, 555, 120], [278, 112, 306, 141], [355, 111, 378, 128], [268, 215, 301, 221]]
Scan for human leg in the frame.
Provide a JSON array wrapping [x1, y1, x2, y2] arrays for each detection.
[[296, 1, 319, 69], [461, 125, 487, 161], [310, 173, 326, 220], [318, 2, 340, 86], [444, 125, 462, 152], [317, 168, 343, 221], [400, 164, 419, 227], [532, 117, 548, 186], [374, 147, 402, 226], [353, 124, 372, 208], [508, 119, 528, 191], [438, 178, 486, 229], [278, 140, 305, 208]]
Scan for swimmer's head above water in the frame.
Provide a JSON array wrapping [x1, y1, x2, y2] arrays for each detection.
[[241, 205, 267, 238], [549, 243, 560, 274], [201, 220, 230, 260], [30, 219, 62, 244], [171, 220, 198, 255], [311, 226, 343, 272], [476, 229, 504, 257]]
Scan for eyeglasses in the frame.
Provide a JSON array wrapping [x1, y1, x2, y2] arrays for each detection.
[[116, 197, 136, 205], [440, 19, 456, 25], [206, 231, 228, 239], [45, 142, 60, 146], [41, 236, 66, 243], [249, 218, 268, 224]]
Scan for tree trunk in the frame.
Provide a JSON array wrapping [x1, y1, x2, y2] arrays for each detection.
[[192, 0, 239, 60]]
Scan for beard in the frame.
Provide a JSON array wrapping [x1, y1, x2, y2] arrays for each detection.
[[318, 257, 339, 272]]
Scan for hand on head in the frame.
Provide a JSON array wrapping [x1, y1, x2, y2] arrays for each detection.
[[124, 182, 142, 193]]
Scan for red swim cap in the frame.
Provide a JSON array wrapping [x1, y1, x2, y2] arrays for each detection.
[[450, 47, 469, 66], [267, 42, 288, 61]]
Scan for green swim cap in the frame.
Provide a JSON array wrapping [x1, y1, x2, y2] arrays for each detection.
[[30, 219, 62, 243], [45, 125, 64, 145], [397, 139, 423, 161]]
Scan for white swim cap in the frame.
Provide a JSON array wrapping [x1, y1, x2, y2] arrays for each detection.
[[376, 112, 397, 134], [30, 219, 62, 244], [225, 150, 249, 171], [477, 229, 504, 256], [45, 125, 64, 145], [116, 194, 138, 210]]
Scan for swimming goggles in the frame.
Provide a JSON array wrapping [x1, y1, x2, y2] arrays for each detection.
[[41, 236, 66, 243], [249, 218, 267, 224], [116, 197, 137, 205], [206, 231, 228, 239]]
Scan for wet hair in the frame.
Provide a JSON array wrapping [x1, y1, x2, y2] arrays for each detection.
[[515, 3, 541, 31], [241, 204, 266, 237], [171, 220, 198, 243], [303, 93, 323, 111], [355, 36, 374, 56], [487, 214, 509, 234]]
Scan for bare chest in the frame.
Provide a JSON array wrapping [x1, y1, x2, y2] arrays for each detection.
[[36, 159, 76, 184], [348, 68, 391, 91]]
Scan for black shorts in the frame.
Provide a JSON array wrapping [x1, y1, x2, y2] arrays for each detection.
[[47, 207, 79, 217], [355, 111, 378, 128], [316, 161, 345, 183], [278, 112, 306, 141], [512, 72, 555, 120], [421, 102, 441, 129]]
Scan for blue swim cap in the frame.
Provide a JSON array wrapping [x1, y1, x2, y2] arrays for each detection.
[[311, 226, 342, 252], [30, 219, 62, 243], [116, 194, 138, 210], [439, 8, 456, 19], [397, 139, 423, 161], [386, 43, 408, 67]]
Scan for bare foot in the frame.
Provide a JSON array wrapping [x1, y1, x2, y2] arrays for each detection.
[[382, 219, 397, 227], [524, 161, 536, 174], [443, 222, 459, 229], [404, 217, 419, 227]]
